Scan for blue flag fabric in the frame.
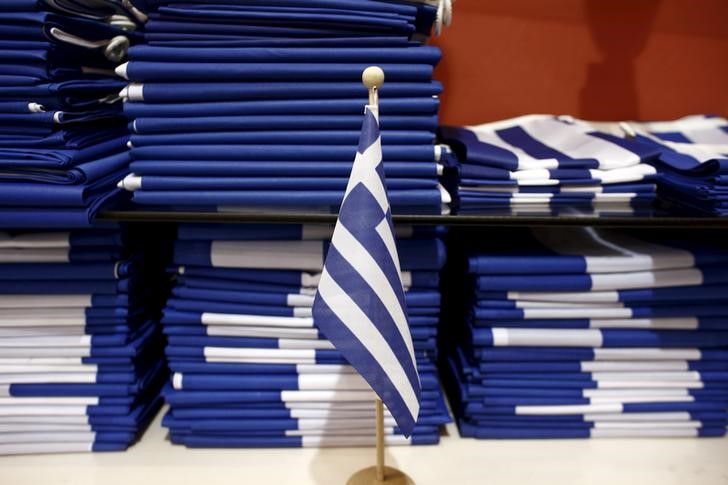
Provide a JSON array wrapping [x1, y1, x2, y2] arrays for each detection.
[[312, 107, 421, 436]]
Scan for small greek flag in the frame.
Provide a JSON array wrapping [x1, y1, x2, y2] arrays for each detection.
[[312, 106, 421, 436]]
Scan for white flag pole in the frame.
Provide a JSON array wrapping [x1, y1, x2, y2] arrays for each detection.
[[347, 66, 414, 485]]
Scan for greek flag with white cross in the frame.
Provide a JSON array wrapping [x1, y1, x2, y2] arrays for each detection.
[[312, 106, 421, 436]]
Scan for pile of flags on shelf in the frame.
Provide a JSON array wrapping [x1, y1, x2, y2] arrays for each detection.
[[160, 223, 451, 448], [612, 115, 728, 216], [0, 1, 143, 227], [440, 114, 728, 217], [117, 0, 454, 215], [444, 227, 728, 439], [0, 226, 168, 455], [439, 115, 660, 216]]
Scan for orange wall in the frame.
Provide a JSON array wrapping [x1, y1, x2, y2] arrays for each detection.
[[432, 0, 728, 125]]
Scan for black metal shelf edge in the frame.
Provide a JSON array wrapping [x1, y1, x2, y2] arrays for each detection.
[[96, 211, 728, 227]]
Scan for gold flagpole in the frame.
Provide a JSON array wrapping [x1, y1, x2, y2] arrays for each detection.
[[346, 66, 414, 485], [376, 398, 385, 481]]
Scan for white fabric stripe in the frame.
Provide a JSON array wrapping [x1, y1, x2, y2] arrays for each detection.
[[0, 431, 97, 444], [595, 381, 704, 390], [0, 424, 93, 433], [0, 364, 98, 373], [582, 389, 690, 398], [0, 442, 94, 455], [331, 225, 415, 365], [594, 349, 702, 361], [0, 357, 85, 365], [0, 232, 70, 248], [515, 403, 624, 415], [297, 374, 370, 391], [206, 325, 319, 339], [589, 396, 693, 404], [301, 435, 411, 447], [0, 248, 70, 263], [523, 118, 642, 169], [210, 241, 324, 271], [203, 347, 316, 361], [343, 140, 388, 212], [295, 365, 355, 375], [584, 412, 691, 422], [509, 290, 620, 303], [0, 373, 97, 384], [589, 371, 701, 382], [286, 427, 398, 437], [0, 416, 90, 424], [201, 312, 314, 328], [0, 318, 92, 328], [588, 318, 699, 330], [0, 405, 90, 416], [589, 267, 704, 291], [0, 336, 91, 348], [317, 269, 418, 420], [0, 295, 92, 309], [491, 328, 604, 347], [278, 339, 334, 350], [580, 361, 691, 372], [0, 308, 88, 318], [0, 348, 91, 357], [0, 396, 99, 405], [279, 390, 377, 402], [591, 428, 699, 438], [593, 421, 701, 429]]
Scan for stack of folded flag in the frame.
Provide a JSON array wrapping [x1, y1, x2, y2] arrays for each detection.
[[117, 0, 453, 215], [0, 227, 167, 455], [439, 115, 661, 215], [620, 115, 728, 216], [444, 227, 728, 439], [161, 223, 451, 448], [0, 1, 144, 228]]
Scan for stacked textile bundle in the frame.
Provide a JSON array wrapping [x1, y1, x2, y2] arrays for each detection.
[[117, 0, 453, 215], [621, 115, 728, 216], [161, 223, 451, 448], [444, 228, 728, 439], [0, 227, 167, 455], [0, 1, 144, 227], [439, 115, 661, 215]]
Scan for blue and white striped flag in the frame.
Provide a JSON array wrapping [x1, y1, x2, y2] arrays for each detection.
[[312, 106, 421, 436]]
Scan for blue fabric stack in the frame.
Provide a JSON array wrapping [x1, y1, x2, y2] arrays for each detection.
[[161, 223, 451, 448], [0, 226, 166, 455], [439, 115, 661, 216], [444, 228, 728, 439], [117, 0, 453, 215], [0, 1, 144, 228], [623, 115, 728, 216]]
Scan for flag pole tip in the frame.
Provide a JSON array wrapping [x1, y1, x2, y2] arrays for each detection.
[[362, 66, 385, 90]]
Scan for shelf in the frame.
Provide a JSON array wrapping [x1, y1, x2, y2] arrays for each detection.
[[2, 408, 727, 485], [97, 210, 728, 227]]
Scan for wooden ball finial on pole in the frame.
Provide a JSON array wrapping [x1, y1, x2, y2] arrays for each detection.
[[362, 66, 385, 111]]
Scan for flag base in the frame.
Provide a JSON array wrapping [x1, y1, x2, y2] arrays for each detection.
[[347, 466, 414, 485]]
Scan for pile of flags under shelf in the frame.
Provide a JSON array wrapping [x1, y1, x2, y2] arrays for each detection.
[[160, 223, 451, 448], [444, 227, 728, 439], [0, 226, 167, 455]]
